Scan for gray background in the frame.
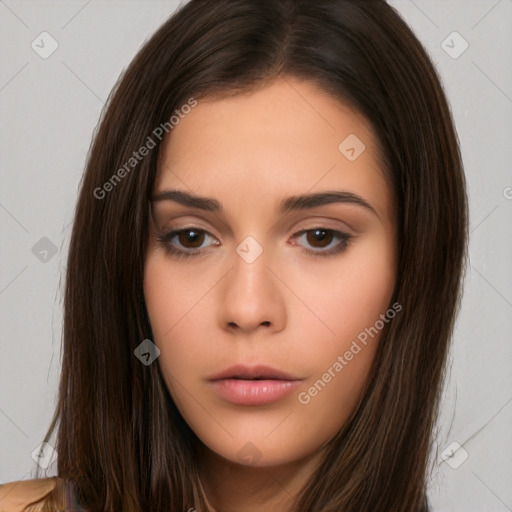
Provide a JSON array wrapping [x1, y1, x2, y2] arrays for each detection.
[[0, 1, 511, 510]]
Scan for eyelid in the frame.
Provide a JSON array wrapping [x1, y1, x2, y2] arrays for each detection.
[[150, 208, 233, 237], [154, 213, 356, 236], [151, 206, 365, 237]]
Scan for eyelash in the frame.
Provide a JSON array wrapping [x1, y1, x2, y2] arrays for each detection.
[[156, 227, 352, 259]]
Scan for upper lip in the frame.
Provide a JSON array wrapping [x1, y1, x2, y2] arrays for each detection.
[[208, 364, 300, 381]]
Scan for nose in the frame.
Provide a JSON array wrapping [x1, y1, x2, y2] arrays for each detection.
[[217, 245, 286, 335]]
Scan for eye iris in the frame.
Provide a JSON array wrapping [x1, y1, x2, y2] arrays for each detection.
[[179, 229, 204, 248], [307, 229, 332, 248]]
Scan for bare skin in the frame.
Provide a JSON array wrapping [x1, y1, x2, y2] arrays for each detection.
[[144, 76, 397, 512]]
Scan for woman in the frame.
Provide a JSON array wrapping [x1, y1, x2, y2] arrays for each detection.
[[0, 0, 468, 510]]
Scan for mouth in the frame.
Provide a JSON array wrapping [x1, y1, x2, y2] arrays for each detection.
[[207, 364, 303, 405]]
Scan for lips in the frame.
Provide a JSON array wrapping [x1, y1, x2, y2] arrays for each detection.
[[207, 364, 299, 382], [207, 364, 303, 406]]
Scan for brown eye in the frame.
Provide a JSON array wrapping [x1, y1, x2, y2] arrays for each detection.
[[156, 228, 218, 257], [306, 229, 333, 248], [178, 229, 205, 249], [294, 228, 351, 257]]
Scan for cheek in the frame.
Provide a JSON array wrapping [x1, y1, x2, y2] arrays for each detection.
[[297, 260, 394, 400], [327, 258, 393, 342], [289, 252, 395, 445], [143, 254, 219, 392], [292, 233, 396, 359], [143, 251, 215, 335]]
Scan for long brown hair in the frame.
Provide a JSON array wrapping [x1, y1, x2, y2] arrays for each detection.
[[28, 0, 468, 510]]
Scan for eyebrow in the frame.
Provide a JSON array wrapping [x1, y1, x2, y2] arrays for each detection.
[[151, 189, 378, 217]]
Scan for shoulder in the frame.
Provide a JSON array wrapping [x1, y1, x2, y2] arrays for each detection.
[[0, 478, 57, 512]]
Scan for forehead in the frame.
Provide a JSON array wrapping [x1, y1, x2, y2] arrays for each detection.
[[154, 77, 393, 220]]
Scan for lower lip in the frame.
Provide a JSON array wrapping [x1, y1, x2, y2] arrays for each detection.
[[209, 379, 302, 406]]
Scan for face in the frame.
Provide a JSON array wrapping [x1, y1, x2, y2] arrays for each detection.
[[143, 77, 397, 469]]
